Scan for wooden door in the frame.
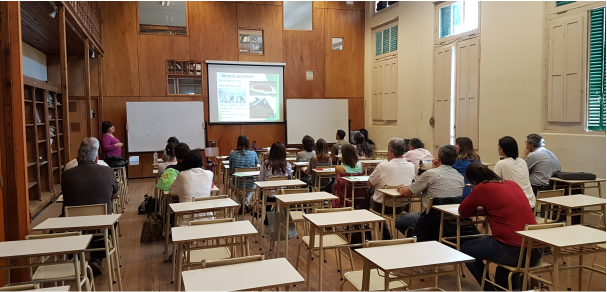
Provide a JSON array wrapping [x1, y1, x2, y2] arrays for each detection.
[[68, 98, 88, 159]]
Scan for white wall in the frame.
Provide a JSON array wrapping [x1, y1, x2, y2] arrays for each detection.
[[22, 42, 47, 81]]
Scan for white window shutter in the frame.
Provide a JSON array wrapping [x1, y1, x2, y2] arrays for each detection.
[[563, 16, 584, 122], [456, 38, 480, 147], [372, 61, 383, 120], [434, 46, 452, 147], [383, 57, 398, 120], [548, 19, 566, 122]]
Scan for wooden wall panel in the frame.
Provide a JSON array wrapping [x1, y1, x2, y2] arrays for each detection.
[[101, 96, 139, 153], [348, 97, 365, 130], [46, 55, 60, 84], [207, 125, 241, 156], [241, 123, 285, 148], [99, 1, 139, 97], [324, 9, 364, 98], [242, 1, 282, 6], [316, 1, 365, 11], [237, 3, 283, 63], [68, 57, 99, 97], [283, 9, 325, 98], [68, 98, 88, 159], [138, 35, 190, 96]]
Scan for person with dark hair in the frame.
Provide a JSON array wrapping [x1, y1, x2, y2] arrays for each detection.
[[163, 137, 180, 162], [158, 143, 178, 176], [495, 136, 535, 209], [259, 142, 292, 181], [99, 121, 123, 159], [170, 150, 214, 205], [521, 134, 561, 194], [459, 163, 541, 291], [403, 137, 433, 178], [228, 135, 259, 211], [331, 129, 350, 162], [394, 145, 464, 235], [332, 144, 365, 208], [353, 132, 373, 158], [297, 135, 316, 162], [166, 143, 191, 172], [452, 137, 481, 198], [359, 128, 375, 148], [306, 139, 332, 186], [167, 136, 179, 144]]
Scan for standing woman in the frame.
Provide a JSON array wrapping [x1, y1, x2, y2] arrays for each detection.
[[452, 137, 481, 198], [100, 121, 123, 159], [494, 136, 536, 209]]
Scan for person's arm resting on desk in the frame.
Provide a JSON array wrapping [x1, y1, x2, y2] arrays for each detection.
[[398, 172, 429, 197], [458, 189, 484, 216]]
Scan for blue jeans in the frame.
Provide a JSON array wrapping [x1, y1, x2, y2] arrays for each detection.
[[461, 236, 543, 290], [394, 212, 421, 236]]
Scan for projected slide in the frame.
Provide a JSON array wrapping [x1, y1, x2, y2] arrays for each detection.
[[216, 72, 281, 122]]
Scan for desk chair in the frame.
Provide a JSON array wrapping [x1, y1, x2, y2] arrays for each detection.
[[586, 243, 606, 291], [254, 176, 291, 221], [368, 186, 412, 239], [533, 189, 565, 224], [268, 188, 315, 256], [190, 195, 231, 221], [0, 284, 40, 291], [230, 167, 259, 219], [296, 207, 356, 281], [25, 232, 95, 291], [185, 218, 235, 269], [480, 223, 564, 291], [340, 238, 416, 291], [201, 255, 264, 269]]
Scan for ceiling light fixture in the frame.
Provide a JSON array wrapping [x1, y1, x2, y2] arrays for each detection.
[[49, 8, 58, 18]]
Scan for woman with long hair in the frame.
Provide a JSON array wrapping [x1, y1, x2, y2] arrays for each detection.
[[228, 135, 259, 211], [296, 135, 316, 162], [158, 142, 178, 176], [306, 138, 332, 186], [259, 142, 292, 181], [459, 163, 541, 290], [332, 144, 365, 208], [494, 136, 535, 208], [452, 137, 481, 198], [353, 132, 373, 158]]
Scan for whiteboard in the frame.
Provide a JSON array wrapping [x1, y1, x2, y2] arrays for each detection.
[[126, 102, 205, 152], [286, 99, 349, 145]]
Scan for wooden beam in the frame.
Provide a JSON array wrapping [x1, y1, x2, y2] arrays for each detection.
[[84, 38, 91, 137], [59, 6, 71, 161], [98, 55, 104, 132]]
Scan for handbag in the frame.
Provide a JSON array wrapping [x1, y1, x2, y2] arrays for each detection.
[[266, 208, 298, 241], [104, 156, 127, 168]]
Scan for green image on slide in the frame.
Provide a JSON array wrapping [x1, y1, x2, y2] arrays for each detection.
[[248, 74, 280, 120]]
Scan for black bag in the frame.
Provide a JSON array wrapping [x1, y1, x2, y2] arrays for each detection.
[[553, 171, 596, 180], [140, 214, 163, 243], [138, 194, 156, 215], [105, 156, 127, 168]]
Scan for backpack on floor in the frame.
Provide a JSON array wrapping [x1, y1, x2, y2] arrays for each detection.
[[140, 214, 163, 243]]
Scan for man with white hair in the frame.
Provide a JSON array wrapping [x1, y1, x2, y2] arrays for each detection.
[[521, 133, 561, 194], [64, 137, 110, 170]]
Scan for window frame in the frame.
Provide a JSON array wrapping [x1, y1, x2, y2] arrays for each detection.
[[435, 1, 481, 45], [166, 60, 203, 96], [372, 19, 399, 61], [587, 6, 606, 131], [550, 1, 602, 15], [371, 18, 399, 126], [283, 1, 314, 31], [137, 1, 189, 37], [373, 1, 399, 17]]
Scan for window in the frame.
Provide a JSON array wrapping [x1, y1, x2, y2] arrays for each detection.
[[375, 1, 397, 13], [556, 1, 576, 7], [239, 29, 264, 55], [167, 61, 202, 95], [284, 1, 312, 30], [375, 24, 397, 56], [332, 37, 343, 50], [588, 7, 606, 131], [438, 1, 479, 40], [139, 1, 187, 35]]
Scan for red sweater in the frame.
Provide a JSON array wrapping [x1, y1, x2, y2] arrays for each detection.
[[459, 180, 536, 247]]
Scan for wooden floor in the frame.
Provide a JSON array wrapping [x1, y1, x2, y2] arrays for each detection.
[[32, 179, 606, 291]]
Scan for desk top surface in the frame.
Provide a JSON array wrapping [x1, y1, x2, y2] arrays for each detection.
[[28, 286, 71, 291], [255, 180, 307, 188], [275, 192, 338, 203], [182, 258, 304, 291], [377, 188, 402, 197], [537, 194, 606, 208], [0, 235, 92, 260], [431, 204, 461, 216], [233, 171, 260, 177], [303, 209, 385, 227], [549, 177, 606, 184], [293, 162, 309, 166], [517, 225, 606, 247], [170, 198, 239, 213], [360, 160, 387, 164], [172, 220, 257, 242], [312, 168, 336, 174], [33, 214, 121, 231], [354, 241, 474, 271], [342, 176, 370, 182], [163, 185, 219, 195]]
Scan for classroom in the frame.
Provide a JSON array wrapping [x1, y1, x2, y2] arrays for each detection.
[[0, 0, 605, 291]]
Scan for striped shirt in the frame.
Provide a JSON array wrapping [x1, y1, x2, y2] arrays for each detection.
[[228, 150, 259, 173], [409, 165, 464, 210]]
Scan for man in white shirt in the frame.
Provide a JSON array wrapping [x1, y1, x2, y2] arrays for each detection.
[[403, 138, 433, 178], [64, 137, 110, 170]]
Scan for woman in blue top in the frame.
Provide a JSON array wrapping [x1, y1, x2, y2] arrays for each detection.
[[228, 135, 259, 211], [452, 137, 481, 198]]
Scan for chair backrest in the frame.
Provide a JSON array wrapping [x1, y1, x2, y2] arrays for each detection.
[[202, 254, 264, 269], [315, 207, 353, 213], [279, 188, 310, 195], [267, 176, 290, 181], [0, 284, 40, 291], [64, 203, 107, 217], [235, 167, 258, 173], [25, 231, 82, 240], [189, 218, 235, 226], [366, 237, 417, 248], [192, 195, 228, 202], [533, 189, 565, 218]]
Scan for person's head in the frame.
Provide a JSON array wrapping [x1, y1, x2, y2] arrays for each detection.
[[165, 143, 177, 160], [181, 150, 203, 171], [236, 135, 250, 154], [302, 135, 315, 152], [78, 144, 98, 163], [359, 129, 369, 140], [455, 137, 480, 162], [353, 132, 366, 145], [437, 144, 458, 166], [341, 144, 359, 168], [387, 137, 406, 160], [102, 121, 114, 134], [336, 130, 346, 141], [353, 132, 372, 158], [465, 163, 503, 186], [498, 136, 519, 159], [167, 137, 179, 145], [174, 143, 190, 162], [408, 138, 423, 150], [315, 138, 330, 163], [81, 137, 100, 151], [526, 134, 544, 151], [265, 142, 289, 175]]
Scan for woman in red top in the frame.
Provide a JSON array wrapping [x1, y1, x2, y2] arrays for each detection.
[[459, 163, 542, 291]]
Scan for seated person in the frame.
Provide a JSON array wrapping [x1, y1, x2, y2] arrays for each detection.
[[403, 138, 433, 178], [228, 135, 259, 210], [353, 132, 373, 158], [296, 135, 316, 162], [333, 144, 365, 208], [170, 150, 214, 204], [522, 134, 561, 194], [259, 142, 292, 221], [331, 129, 349, 162], [359, 128, 376, 150], [367, 138, 415, 215], [162, 136, 179, 162], [494, 136, 535, 210], [306, 138, 332, 186], [452, 137, 481, 198], [459, 163, 541, 291], [394, 145, 464, 235], [64, 137, 109, 170], [166, 142, 190, 172], [61, 138, 119, 275], [158, 142, 178, 176]]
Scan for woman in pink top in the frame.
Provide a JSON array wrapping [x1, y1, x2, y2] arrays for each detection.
[[403, 138, 433, 178], [100, 121, 123, 159]]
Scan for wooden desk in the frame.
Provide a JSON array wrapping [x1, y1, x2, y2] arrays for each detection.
[[537, 194, 606, 226], [342, 176, 370, 208], [222, 165, 230, 195], [30, 286, 71, 291], [172, 221, 258, 291], [231, 170, 260, 219], [550, 177, 606, 198], [517, 225, 606, 290], [303, 210, 385, 290], [254, 180, 307, 243], [33, 215, 123, 291], [275, 191, 338, 259], [293, 161, 309, 179], [181, 258, 304, 291], [311, 167, 336, 192], [355, 241, 475, 291], [360, 160, 386, 175], [373, 150, 388, 160], [376, 188, 421, 236], [432, 204, 489, 250], [0, 235, 92, 291]]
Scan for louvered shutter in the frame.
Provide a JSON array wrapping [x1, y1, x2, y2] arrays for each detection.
[[434, 46, 452, 147], [375, 31, 383, 56], [382, 28, 390, 55], [455, 38, 480, 147], [556, 1, 576, 7], [390, 25, 398, 52], [588, 7, 606, 131], [440, 5, 451, 39]]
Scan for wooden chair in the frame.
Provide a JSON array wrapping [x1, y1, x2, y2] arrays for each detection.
[[25, 231, 95, 291], [340, 238, 417, 291], [586, 243, 606, 291], [187, 195, 231, 222], [533, 189, 565, 224], [367, 185, 410, 238], [296, 207, 356, 281], [0, 284, 40, 291], [480, 223, 564, 291], [268, 188, 316, 255], [185, 218, 236, 268], [201, 254, 264, 269]]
